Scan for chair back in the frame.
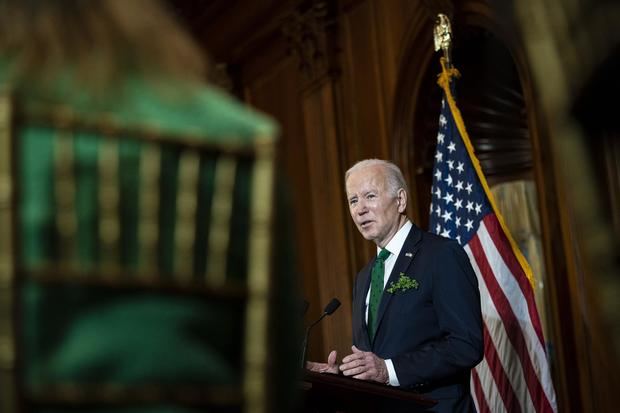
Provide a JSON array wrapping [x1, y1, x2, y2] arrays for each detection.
[[0, 92, 276, 413]]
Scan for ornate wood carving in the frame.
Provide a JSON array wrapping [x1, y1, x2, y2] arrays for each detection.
[[281, 1, 337, 82]]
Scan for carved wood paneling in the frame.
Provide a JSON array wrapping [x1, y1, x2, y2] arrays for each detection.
[[241, 49, 327, 362], [279, 0, 355, 360], [340, 1, 389, 163], [281, 1, 336, 82], [370, 0, 416, 126], [391, 4, 437, 226], [338, 0, 419, 269], [170, 0, 299, 64], [301, 81, 353, 360]]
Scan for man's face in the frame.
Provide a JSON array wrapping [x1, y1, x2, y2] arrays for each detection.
[[345, 165, 406, 248]]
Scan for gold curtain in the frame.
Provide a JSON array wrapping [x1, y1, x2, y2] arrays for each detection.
[[490, 180, 551, 344]]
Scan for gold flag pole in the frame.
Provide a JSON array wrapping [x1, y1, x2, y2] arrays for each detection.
[[434, 13, 453, 67]]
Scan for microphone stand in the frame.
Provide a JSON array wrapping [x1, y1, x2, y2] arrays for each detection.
[[300, 313, 328, 368], [300, 298, 341, 368]]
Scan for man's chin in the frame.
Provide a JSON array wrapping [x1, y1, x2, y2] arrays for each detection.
[[358, 229, 376, 241]]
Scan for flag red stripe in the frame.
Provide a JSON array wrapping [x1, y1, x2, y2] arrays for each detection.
[[482, 214, 545, 346], [472, 368, 492, 413], [482, 320, 522, 413], [469, 234, 554, 413]]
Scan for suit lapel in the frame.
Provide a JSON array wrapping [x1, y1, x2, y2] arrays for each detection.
[[373, 225, 423, 344]]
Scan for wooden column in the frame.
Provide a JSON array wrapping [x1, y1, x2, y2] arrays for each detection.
[[283, 1, 353, 359]]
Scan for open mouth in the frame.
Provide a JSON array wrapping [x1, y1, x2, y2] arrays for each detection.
[[359, 220, 373, 229]]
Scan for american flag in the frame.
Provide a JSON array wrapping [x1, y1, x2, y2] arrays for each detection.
[[428, 65, 557, 413]]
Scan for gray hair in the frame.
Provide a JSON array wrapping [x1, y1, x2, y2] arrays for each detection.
[[345, 159, 409, 198]]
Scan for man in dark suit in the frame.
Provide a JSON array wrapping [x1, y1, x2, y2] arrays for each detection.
[[308, 159, 483, 412]]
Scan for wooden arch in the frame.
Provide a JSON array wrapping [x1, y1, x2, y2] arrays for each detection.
[[391, 2, 544, 225], [389, 1, 575, 410]]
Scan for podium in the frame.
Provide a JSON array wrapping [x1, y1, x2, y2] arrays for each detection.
[[302, 371, 437, 412]]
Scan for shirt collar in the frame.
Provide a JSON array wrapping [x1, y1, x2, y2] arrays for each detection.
[[377, 220, 412, 259]]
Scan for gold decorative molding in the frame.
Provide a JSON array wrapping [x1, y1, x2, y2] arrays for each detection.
[[99, 139, 121, 268], [138, 143, 161, 275], [244, 137, 274, 413], [174, 150, 200, 279], [54, 130, 78, 264], [206, 156, 237, 285], [0, 92, 16, 413]]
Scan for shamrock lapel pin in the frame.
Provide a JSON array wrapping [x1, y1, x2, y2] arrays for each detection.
[[387, 272, 419, 294]]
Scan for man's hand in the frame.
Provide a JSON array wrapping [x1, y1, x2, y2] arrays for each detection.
[[305, 350, 339, 374], [339, 345, 389, 384]]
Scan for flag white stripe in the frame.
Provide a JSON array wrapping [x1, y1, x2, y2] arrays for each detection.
[[474, 357, 508, 413], [430, 71, 557, 413], [471, 374, 481, 413], [478, 222, 557, 409], [465, 243, 536, 413]]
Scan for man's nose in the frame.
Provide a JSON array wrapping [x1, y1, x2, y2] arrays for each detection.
[[356, 200, 368, 215]]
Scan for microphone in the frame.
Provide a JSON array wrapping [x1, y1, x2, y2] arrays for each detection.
[[300, 298, 341, 368], [323, 298, 341, 316]]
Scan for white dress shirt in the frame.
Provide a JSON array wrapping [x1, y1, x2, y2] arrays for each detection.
[[364, 220, 412, 386]]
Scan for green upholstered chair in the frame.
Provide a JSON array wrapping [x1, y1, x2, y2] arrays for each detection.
[[0, 91, 277, 413]]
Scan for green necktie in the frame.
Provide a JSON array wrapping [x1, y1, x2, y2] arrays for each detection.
[[368, 248, 391, 341]]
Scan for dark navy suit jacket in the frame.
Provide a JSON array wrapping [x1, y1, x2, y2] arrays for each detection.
[[352, 224, 483, 413]]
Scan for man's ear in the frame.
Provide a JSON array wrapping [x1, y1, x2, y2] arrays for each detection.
[[396, 188, 407, 213]]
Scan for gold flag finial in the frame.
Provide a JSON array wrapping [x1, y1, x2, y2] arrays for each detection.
[[434, 13, 452, 65]]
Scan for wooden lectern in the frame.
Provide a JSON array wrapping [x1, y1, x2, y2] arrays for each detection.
[[302, 371, 437, 412]]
